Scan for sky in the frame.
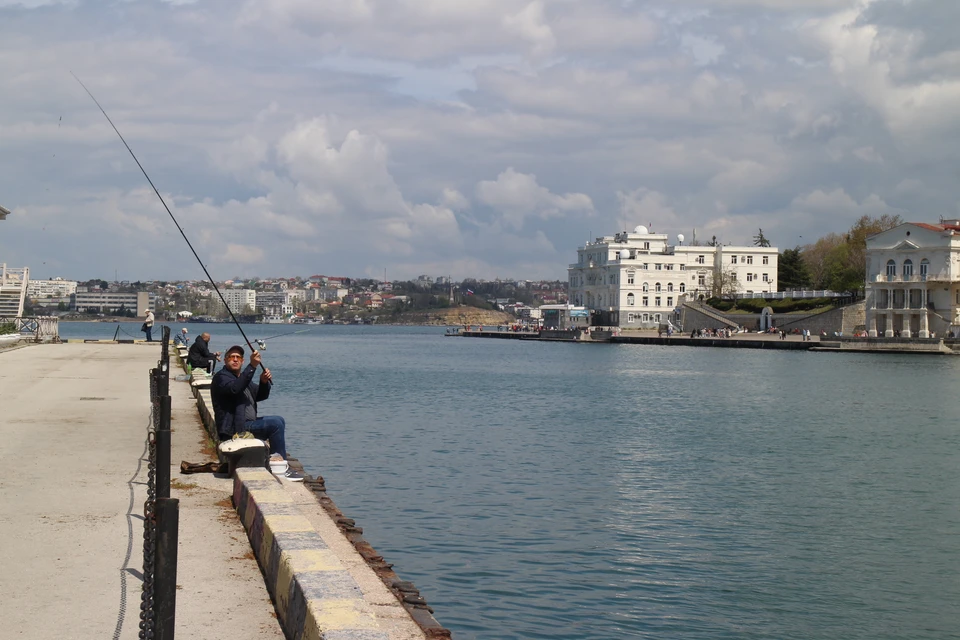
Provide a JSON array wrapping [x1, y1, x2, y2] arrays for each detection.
[[1, 0, 959, 282]]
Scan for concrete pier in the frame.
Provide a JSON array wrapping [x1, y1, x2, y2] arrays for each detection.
[[0, 342, 284, 639]]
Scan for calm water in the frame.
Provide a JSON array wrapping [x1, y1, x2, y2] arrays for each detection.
[[64, 322, 960, 639]]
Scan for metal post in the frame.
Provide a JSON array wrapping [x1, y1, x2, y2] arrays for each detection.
[[156, 396, 171, 499], [154, 497, 179, 640]]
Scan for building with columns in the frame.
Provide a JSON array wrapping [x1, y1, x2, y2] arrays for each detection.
[[568, 225, 778, 328], [864, 221, 960, 338]]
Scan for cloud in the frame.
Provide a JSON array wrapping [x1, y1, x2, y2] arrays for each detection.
[[2, 0, 960, 281], [475, 168, 594, 230]]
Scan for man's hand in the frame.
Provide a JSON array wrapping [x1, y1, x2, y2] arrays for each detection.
[[259, 367, 272, 385], [250, 350, 262, 368], [215, 351, 222, 361]]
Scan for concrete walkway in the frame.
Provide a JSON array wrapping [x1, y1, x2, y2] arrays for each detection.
[[0, 343, 283, 639]]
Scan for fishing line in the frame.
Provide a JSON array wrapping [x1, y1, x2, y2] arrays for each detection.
[[72, 72, 261, 364], [254, 328, 310, 350]]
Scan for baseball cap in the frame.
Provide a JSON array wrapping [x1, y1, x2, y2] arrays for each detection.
[[225, 345, 245, 358]]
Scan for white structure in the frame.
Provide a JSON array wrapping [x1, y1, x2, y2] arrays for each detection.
[[256, 290, 304, 316], [568, 225, 779, 328], [219, 289, 257, 315], [27, 277, 78, 298], [864, 221, 960, 338], [72, 291, 155, 314], [0, 264, 29, 316]]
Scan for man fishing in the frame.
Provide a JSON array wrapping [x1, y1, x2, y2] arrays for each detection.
[[211, 345, 303, 481]]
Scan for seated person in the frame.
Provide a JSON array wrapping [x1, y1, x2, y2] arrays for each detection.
[[187, 332, 221, 373], [173, 327, 190, 347], [211, 345, 303, 481]]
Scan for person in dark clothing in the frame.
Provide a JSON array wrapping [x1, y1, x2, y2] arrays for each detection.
[[187, 332, 221, 373], [211, 345, 302, 480]]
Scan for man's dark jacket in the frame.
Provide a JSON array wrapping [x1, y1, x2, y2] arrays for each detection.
[[211, 364, 271, 439], [188, 336, 216, 370]]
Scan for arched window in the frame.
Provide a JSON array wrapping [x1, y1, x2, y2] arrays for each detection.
[[667, 283, 674, 292], [655, 282, 662, 292], [886, 259, 896, 279], [627, 293, 635, 306], [920, 259, 930, 279], [679, 283, 686, 293], [642, 282, 649, 292], [903, 259, 914, 277]]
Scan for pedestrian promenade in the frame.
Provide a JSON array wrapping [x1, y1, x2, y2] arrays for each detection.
[[0, 343, 283, 639]]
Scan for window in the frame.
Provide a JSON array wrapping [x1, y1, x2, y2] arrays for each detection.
[[627, 271, 635, 285], [643, 242, 650, 250], [731, 256, 738, 264], [642, 296, 649, 306], [642, 314, 649, 322], [921, 259, 930, 280], [654, 314, 662, 322], [665, 264, 674, 270], [655, 282, 662, 292], [903, 259, 914, 277], [655, 297, 661, 307], [667, 283, 674, 292], [697, 255, 705, 264], [642, 263, 649, 270], [762, 274, 768, 282], [655, 263, 663, 270], [886, 260, 896, 279], [642, 283, 649, 292], [762, 256, 769, 265], [627, 313, 635, 323], [679, 283, 686, 293], [627, 293, 635, 306], [667, 297, 673, 307], [746, 256, 753, 264], [746, 273, 753, 282], [698, 275, 706, 286], [679, 264, 686, 270]]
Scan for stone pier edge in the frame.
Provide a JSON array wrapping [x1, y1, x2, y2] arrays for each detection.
[[173, 344, 452, 640]]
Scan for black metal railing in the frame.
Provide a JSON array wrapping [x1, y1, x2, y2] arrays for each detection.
[[141, 326, 178, 640]]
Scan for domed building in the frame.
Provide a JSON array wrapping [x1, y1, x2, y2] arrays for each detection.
[[567, 225, 779, 329]]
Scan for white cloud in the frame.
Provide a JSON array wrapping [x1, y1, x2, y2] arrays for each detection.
[[2, 0, 960, 281], [475, 168, 594, 230]]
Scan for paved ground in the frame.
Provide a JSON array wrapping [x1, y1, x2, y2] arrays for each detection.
[[0, 342, 284, 639]]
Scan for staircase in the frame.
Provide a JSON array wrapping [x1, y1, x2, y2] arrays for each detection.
[[681, 301, 740, 329], [0, 264, 29, 317]]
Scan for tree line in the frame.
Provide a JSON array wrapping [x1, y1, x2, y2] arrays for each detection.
[[777, 214, 902, 292]]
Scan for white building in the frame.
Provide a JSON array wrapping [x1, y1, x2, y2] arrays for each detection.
[[27, 277, 78, 298], [72, 291, 155, 314], [864, 221, 960, 338], [568, 225, 779, 328], [0, 264, 29, 316], [219, 289, 256, 315]]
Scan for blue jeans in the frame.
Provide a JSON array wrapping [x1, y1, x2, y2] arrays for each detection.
[[244, 416, 287, 459], [145, 326, 153, 342]]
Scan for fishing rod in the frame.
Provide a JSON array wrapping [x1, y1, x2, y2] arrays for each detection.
[[254, 328, 310, 350], [72, 72, 262, 367]]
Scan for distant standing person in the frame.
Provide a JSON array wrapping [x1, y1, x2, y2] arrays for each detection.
[[188, 332, 221, 373], [211, 345, 303, 481], [142, 309, 155, 342]]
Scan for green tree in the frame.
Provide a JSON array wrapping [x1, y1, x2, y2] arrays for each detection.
[[753, 228, 771, 247], [778, 247, 811, 291]]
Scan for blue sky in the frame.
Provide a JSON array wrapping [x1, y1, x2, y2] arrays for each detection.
[[1, 0, 958, 281]]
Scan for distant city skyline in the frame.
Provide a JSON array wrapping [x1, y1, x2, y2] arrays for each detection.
[[2, 1, 959, 281]]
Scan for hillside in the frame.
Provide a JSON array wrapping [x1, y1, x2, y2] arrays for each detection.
[[389, 306, 516, 326]]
